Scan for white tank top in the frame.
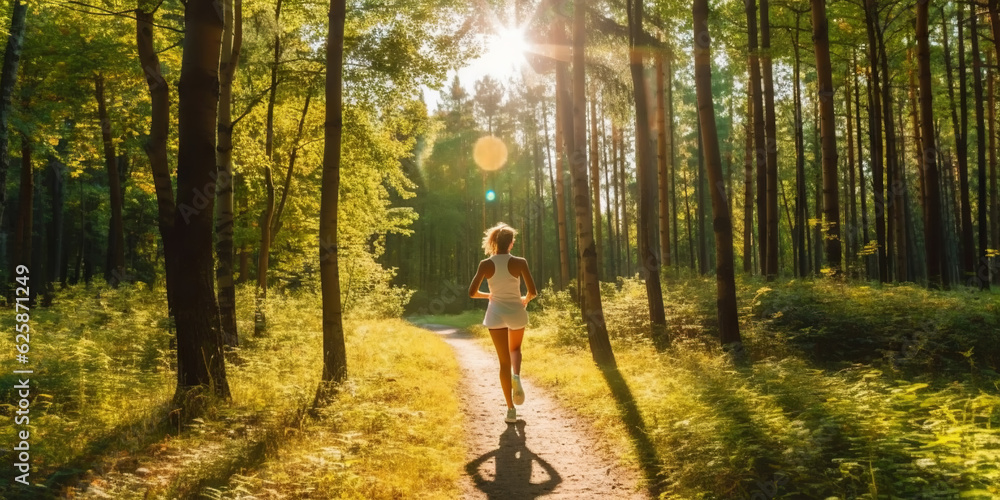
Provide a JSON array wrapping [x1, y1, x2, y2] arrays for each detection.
[[486, 254, 521, 303]]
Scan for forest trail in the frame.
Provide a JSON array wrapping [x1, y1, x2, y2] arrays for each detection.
[[423, 325, 647, 499]]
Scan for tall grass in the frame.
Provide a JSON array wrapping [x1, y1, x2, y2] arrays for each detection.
[[0, 282, 464, 499], [452, 275, 1000, 499]]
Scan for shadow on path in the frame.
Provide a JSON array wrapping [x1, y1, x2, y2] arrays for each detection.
[[465, 421, 562, 499], [600, 367, 663, 498], [417, 323, 475, 339]]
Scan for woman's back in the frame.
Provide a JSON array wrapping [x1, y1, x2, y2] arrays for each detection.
[[486, 254, 521, 303]]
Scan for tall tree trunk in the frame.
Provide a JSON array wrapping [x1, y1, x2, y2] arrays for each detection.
[[257, 0, 283, 335], [668, 61, 680, 272], [317, 0, 348, 396], [990, 51, 999, 287], [560, 8, 615, 367], [793, 16, 807, 278], [601, 100, 615, 278], [971, 9, 990, 289], [864, 0, 888, 282], [941, 9, 961, 285], [95, 74, 125, 286], [813, 93, 822, 274], [271, 92, 311, 242], [45, 148, 65, 300], [80, 178, 93, 285], [909, 48, 925, 264], [173, 0, 230, 399], [544, 101, 561, 285], [136, 7, 178, 336], [856, 51, 870, 270], [216, 0, 242, 348], [589, 84, 603, 281], [611, 123, 621, 277], [684, 161, 695, 270], [0, 0, 27, 233], [696, 114, 708, 274], [988, 0, 1000, 286], [956, 4, 976, 281], [904, 46, 927, 281], [693, 0, 743, 352], [656, 49, 672, 268], [620, 124, 632, 275], [746, 0, 767, 275], [627, 0, 666, 326], [780, 173, 795, 269], [555, 73, 570, 289], [811, 0, 840, 276], [917, 0, 944, 289], [760, 0, 779, 280], [743, 87, 753, 273], [12, 136, 31, 291], [946, 148, 962, 283], [876, 21, 904, 282], [846, 66, 858, 276], [534, 107, 546, 286]]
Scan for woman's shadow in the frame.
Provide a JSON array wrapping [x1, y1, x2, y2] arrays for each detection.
[[465, 421, 562, 499]]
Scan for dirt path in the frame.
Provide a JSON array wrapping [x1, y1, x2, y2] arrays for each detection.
[[425, 325, 647, 500]]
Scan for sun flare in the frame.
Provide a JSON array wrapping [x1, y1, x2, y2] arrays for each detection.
[[473, 135, 508, 172], [481, 26, 529, 78]]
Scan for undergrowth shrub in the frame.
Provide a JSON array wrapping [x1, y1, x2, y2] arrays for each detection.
[[521, 274, 1000, 499], [0, 282, 461, 499], [753, 280, 1000, 373]]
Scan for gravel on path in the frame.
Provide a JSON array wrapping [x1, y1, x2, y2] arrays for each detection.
[[423, 325, 647, 500]]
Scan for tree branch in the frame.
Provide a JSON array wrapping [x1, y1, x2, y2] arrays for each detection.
[[53, 0, 184, 33]]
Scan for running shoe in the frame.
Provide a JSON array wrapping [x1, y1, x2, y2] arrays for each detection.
[[505, 407, 517, 423], [511, 374, 525, 405]]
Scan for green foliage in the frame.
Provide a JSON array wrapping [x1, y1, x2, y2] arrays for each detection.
[[443, 276, 1000, 499], [0, 283, 464, 499], [752, 280, 1000, 373]]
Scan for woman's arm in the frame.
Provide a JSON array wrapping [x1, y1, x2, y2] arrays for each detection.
[[519, 259, 537, 306], [468, 260, 492, 299]]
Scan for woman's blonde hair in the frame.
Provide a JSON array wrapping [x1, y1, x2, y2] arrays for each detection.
[[482, 222, 517, 255]]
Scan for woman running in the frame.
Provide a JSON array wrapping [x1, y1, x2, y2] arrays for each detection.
[[468, 222, 537, 423]]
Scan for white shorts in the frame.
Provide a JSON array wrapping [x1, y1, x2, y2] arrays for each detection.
[[483, 299, 528, 330]]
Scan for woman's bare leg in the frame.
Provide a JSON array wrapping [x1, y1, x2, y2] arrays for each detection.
[[508, 328, 524, 376], [489, 328, 514, 408]]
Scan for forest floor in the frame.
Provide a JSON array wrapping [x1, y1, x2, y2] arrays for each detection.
[[421, 324, 647, 499]]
